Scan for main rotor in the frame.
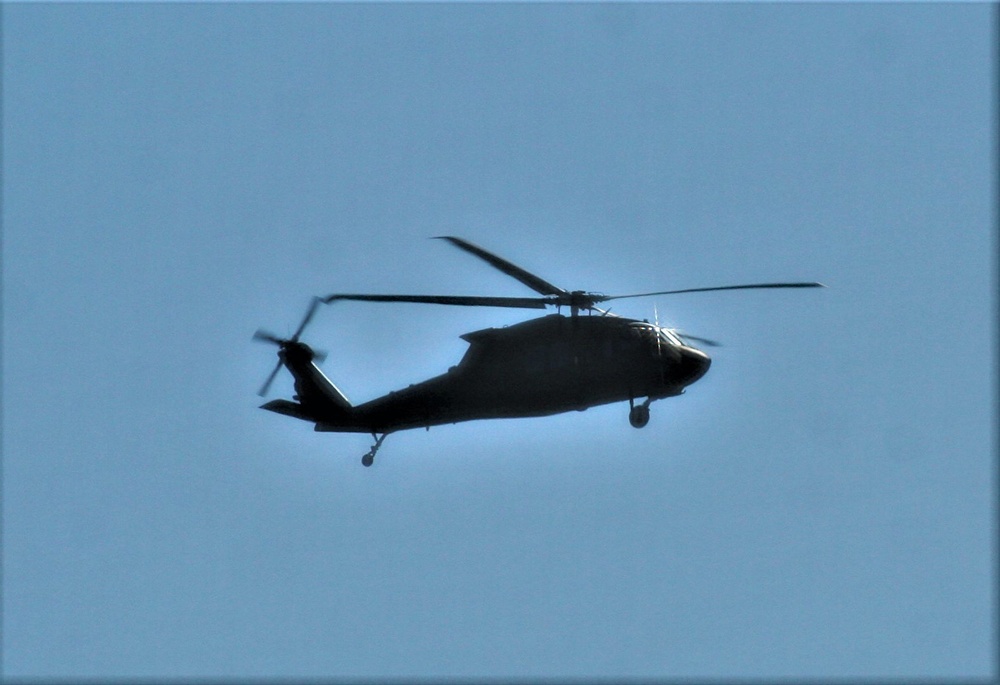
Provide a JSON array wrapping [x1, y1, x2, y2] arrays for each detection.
[[322, 236, 825, 317]]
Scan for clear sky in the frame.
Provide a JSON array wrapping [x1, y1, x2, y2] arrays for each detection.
[[3, 3, 994, 680]]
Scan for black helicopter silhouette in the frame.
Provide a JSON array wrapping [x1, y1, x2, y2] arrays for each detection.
[[254, 236, 823, 466]]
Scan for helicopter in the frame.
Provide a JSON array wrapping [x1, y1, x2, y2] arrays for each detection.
[[254, 236, 824, 466]]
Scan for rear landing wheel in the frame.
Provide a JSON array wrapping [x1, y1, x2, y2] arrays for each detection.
[[629, 404, 650, 429], [361, 433, 387, 467]]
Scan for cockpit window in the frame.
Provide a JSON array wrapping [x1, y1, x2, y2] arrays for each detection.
[[660, 328, 683, 346], [630, 323, 683, 347]]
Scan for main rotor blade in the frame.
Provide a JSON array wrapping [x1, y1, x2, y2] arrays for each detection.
[[676, 332, 723, 348], [433, 236, 568, 297], [601, 282, 826, 301], [323, 293, 548, 309]]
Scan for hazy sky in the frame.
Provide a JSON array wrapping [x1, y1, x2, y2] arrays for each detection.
[[3, 3, 994, 679]]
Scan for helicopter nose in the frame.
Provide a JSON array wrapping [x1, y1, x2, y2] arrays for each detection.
[[677, 346, 711, 385]]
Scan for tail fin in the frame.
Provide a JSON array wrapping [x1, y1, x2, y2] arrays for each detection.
[[295, 361, 352, 414], [259, 344, 354, 425]]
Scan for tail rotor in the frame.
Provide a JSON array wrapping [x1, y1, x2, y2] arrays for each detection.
[[253, 297, 326, 396]]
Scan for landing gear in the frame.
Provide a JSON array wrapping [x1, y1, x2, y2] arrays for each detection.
[[362, 433, 387, 467], [628, 398, 651, 429]]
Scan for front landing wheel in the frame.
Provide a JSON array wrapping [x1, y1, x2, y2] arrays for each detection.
[[629, 404, 650, 429], [362, 453, 374, 467]]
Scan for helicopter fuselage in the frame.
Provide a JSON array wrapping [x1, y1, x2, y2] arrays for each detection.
[[261, 313, 710, 435]]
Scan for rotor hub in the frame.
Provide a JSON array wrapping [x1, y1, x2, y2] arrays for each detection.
[[279, 340, 315, 363]]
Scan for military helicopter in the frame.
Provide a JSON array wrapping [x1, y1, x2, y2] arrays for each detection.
[[254, 236, 823, 466]]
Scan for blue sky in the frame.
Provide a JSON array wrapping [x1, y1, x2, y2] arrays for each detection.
[[3, 3, 994, 679]]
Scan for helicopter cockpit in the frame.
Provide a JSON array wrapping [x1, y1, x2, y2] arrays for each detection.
[[659, 327, 685, 347], [630, 322, 685, 349]]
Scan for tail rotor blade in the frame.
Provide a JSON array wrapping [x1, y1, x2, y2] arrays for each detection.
[[253, 329, 283, 345], [291, 296, 322, 342], [258, 359, 283, 397]]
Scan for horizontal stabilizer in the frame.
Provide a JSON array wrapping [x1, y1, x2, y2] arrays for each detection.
[[260, 399, 317, 422]]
